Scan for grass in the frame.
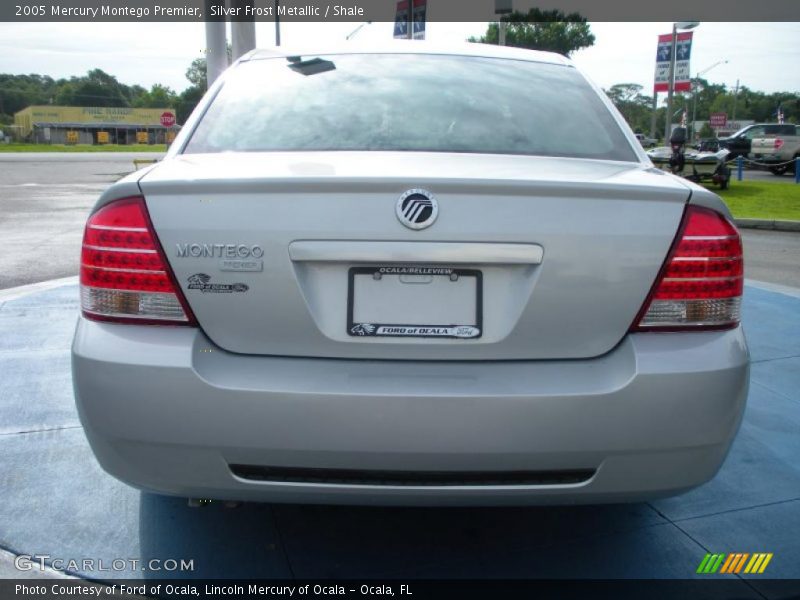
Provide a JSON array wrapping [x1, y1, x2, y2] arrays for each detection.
[[0, 143, 167, 153], [707, 180, 800, 221]]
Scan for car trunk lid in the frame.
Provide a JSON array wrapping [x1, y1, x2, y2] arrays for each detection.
[[139, 151, 689, 360]]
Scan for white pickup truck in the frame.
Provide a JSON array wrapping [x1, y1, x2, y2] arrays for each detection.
[[634, 133, 658, 148], [750, 124, 799, 175]]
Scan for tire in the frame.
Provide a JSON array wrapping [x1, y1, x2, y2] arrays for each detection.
[[770, 165, 788, 176], [716, 165, 730, 190]]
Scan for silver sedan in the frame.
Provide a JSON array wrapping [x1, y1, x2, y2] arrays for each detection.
[[72, 43, 749, 505]]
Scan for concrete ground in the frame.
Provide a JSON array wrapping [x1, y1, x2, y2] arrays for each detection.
[[0, 153, 162, 289], [744, 230, 800, 288], [0, 280, 798, 597], [731, 168, 795, 183]]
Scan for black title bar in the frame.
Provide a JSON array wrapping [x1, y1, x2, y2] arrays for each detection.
[[5, 0, 800, 22], [6, 579, 798, 600]]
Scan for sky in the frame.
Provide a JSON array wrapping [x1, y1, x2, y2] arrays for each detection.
[[0, 21, 798, 98]]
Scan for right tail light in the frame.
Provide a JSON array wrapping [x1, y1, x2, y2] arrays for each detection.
[[631, 205, 743, 331]]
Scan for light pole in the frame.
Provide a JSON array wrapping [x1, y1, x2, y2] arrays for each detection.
[[691, 60, 728, 141], [275, 0, 280, 46], [495, 0, 512, 46], [345, 21, 372, 40], [204, 0, 228, 88], [664, 21, 699, 141]]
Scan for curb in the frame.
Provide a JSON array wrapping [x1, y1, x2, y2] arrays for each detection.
[[735, 219, 800, 232], [746, 279, 800, 300], [0, 276, 78, 302]]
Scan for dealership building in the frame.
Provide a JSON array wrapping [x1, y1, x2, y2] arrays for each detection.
[[13, 106, 178, 145]]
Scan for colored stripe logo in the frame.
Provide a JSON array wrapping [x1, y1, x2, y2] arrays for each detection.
[[697, 553, 773, 574]]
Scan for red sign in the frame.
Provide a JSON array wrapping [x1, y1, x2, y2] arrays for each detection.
[[709, 113, 728, 128], [160, 111, 176, 128]]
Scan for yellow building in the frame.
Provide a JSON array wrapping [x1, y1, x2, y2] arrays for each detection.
[[14, 106, 178, 145]]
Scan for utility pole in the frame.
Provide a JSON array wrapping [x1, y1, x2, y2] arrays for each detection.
[[732, 79, 740, 121], [495, 0, 512, 46], [275, 0, 281, 45], [664, 22, 699, 141], [650, 93, 658, 141], [230, 0, 256, 60], [664, 24, 677, 141], [204, 0, 228, 88]]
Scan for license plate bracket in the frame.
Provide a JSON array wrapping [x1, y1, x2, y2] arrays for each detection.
[[347, 265, 482, 339]]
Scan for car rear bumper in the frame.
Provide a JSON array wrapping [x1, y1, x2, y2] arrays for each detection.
[[72, 318, 749, 505]]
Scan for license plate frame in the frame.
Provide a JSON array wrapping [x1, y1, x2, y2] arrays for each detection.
[[347, 265, 483, 339]]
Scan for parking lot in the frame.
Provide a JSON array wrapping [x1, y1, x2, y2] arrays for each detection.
[[0, 153, 799, 596], [0, 153, 161, 289]]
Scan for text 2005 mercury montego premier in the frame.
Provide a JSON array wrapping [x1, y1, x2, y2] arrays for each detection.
[[72, 43, 749, 506]]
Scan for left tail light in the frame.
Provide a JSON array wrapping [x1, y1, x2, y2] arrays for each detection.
[[80, 196, 196, 325]]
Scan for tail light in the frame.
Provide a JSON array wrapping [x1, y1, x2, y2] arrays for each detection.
[[774, 138, 784, 150], [631, 205, 743, 331], [80, 196, 196, 325]]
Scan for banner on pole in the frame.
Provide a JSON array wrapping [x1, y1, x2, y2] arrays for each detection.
[[393, 0, 409, 38], [654, 31, 693, 93], [394, 0, 426, 39], [413, 0, 426, 40]]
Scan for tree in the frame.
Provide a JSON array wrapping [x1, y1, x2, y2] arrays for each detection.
[[469, 9, 595, 57], [0, 73, 58, 115], [690, 78, 727, 123], [53, 69, 132, 107], [605, 83, 654, 134], [176, 55, 212, 123], [185, 57, 207, 90], [176, 85, 204, 124], [132, 84, 178, 109], [698, 122, 715, 138]]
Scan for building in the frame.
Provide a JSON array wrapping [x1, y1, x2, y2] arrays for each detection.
[[13, 106, 178, 145], [691, 120, 755, 139]]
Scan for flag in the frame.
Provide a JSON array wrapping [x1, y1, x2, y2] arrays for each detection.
[[393, 0, 409, 39], [654, 32, 693, 93]]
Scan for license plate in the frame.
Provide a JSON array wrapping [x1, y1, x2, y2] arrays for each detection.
[[347, 266, 482, 339]]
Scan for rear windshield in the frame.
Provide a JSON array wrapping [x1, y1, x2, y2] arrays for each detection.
[[184, 53, 637, 162]]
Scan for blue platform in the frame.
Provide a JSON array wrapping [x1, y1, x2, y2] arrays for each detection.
[[0, 283, 798, 596]]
